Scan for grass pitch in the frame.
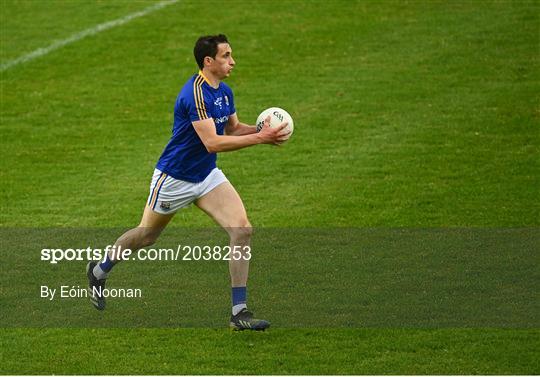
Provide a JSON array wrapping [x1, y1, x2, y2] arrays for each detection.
[[1, 0, 539, 374]]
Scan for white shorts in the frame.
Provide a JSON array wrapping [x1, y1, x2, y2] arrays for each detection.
[[147, 168, 228, 214]]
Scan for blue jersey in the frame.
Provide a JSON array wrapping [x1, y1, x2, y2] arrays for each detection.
[[156, 71, 236, 182]]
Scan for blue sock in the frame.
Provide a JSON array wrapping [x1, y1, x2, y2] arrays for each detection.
[[99, 254, 115, 273], [232, 286, 247, 315]]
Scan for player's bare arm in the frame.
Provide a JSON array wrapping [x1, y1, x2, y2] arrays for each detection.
[[193, 115, 289, 153], [224, 113, 258, 136]]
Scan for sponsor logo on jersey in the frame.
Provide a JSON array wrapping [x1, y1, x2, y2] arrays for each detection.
[[215, 115, 229, 124]]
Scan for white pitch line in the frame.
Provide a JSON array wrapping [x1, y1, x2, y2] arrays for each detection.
[[1, 0, 179, 72]]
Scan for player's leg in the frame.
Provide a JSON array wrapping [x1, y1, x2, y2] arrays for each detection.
[[114, 205, 175, 258], [196, 181, 270, 330], [92, 205, 174, 276], [87, 205, 175, 310], [196, 181, 251, 284]]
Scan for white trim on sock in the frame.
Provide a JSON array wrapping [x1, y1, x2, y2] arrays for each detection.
[[93, 264, 109, 280], [232, 303, 247, 316]]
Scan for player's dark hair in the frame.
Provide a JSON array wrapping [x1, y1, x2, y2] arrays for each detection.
[[194, 34, 230, 69]]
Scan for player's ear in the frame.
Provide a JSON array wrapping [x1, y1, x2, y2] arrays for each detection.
[[204, 56, 213, 66]]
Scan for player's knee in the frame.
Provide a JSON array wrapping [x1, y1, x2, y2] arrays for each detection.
[[238, 224, 253, 239], [138, 228, 161, 248], [228, 220, 252, 241]]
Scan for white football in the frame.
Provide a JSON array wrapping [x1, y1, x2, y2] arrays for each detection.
[[256, 107, 294, 140]]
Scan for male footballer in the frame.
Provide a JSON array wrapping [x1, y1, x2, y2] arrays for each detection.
[[86, 34, 289, 330]]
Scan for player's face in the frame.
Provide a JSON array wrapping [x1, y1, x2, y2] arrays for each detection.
[[209, 43, 235, 79]]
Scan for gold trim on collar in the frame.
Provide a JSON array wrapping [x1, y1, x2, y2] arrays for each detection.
[[198, 70, 213, 86]]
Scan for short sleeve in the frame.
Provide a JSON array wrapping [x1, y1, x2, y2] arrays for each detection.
[[188, 81, 212, 122], [226, 86, 236, 115]]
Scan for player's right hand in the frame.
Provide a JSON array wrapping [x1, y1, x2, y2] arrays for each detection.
[[258, 115, 290, 145]]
